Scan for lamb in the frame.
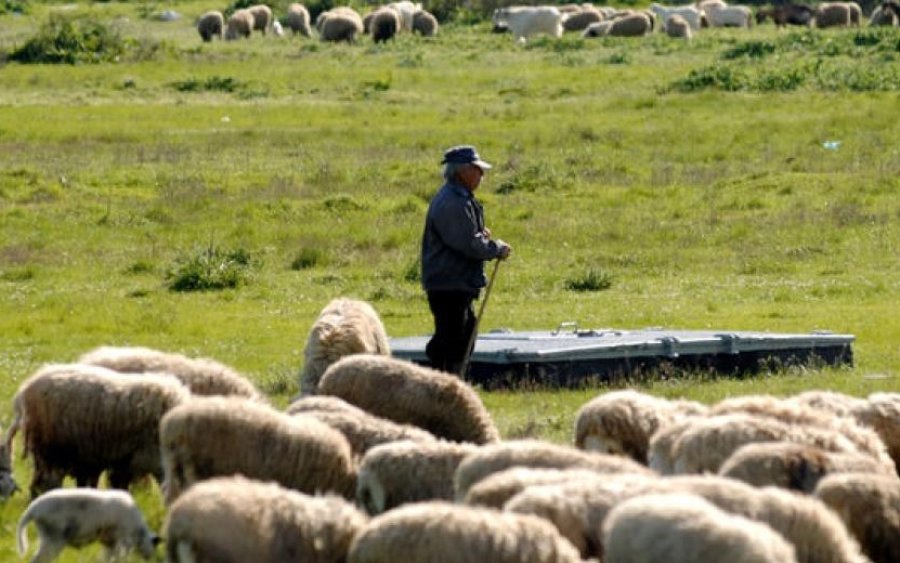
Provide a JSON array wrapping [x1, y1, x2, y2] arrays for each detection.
[[411, 9, 439, 36], [299, 297, 391, 395], [319, 8, 365, 43], [453, 439, 654, 502], [649, 2, 703, 29], [196, 10, 225, 42], [159, 396, 357, 504], [814, 2, 852, 27], [463, 467, 623, 509], [665, 13, 693, 38], [248, 4, 274, 34], [165, 476, 368, 563], [814, 472, 900, 563], [285, 3, 312, 37], [17, 488, 159, 563], [347, 501, 583, 563], [574, 389, 706, 463], [719, 441, 894, 493], [562, 8, 603, 31], [78, 345, 263, 401], [582, 13, 653, 37], [286, 395, 437, 460], [602, 493, 799, 563], [318, 354, 500, 444], [492, 6, 564, 43], [356, 440, 479, 514], [5, 363, 190, 497], [370, 7, 400, 43], [704, 3, 753, 26], [225, 9, 255, 40]]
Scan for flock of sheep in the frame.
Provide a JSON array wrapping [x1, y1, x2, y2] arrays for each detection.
[[2, 296, 899, 562]]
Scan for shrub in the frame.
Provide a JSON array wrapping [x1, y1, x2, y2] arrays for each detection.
[[564, 268, 614, 292], [290, 247, 325, 270], [9, 14, 127, 64], [166, 245, 254, 292], [171, 76, 245, 94], [722, 40, 776, 60]]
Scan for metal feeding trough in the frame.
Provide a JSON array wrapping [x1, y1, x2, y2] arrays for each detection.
[[389, 323, 855, 390]]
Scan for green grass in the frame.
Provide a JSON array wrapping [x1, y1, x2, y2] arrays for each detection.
[[0, 4, 898, 560]]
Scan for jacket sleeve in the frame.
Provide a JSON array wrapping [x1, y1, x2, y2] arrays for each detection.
[[432, 198, 501, 260]]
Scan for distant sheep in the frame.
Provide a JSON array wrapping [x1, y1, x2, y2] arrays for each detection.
[[370, 8, 400, 43], [704, 3, 753, 27], [299, 298, 390, 395], [318, 354, 500, 444], [562, 8, 603, 31], [649, 2, 703, 29], [388, 0, 422, 32], [17, 488, 159, 563], [814, 2, 852, 27], [854, 392, 900, 475], [665, 13, 693, 38], [166, 476, 367, 563], [357, 440, 479, 514], [159, 396, 357, 504], [285, 3, 312, 37], [78, 345, 263, 401], [347, 501, 583, 563], [814, 472, 900, 563], [492, 6, 564, 43], [319, 7, 365, 42], [225, 9, 255, 39], [412, 9, 439, 36], [583, 13, 653, 36], [869, 3, 899, 25], [602, 493, 799, 563], [248, 4, 274, 34], [197, 11, 224, 41], [5, 364, 189, 497]]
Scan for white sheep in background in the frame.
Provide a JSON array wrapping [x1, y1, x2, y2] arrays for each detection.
[[453, 439, 654, 502], [814, 472, 900, 563], [285, 3, 312, 37], [225, 9, 255, 39], [78, 345, 263, 401], [196, 10, 225, 41], [348, 501, 583, 563], [666, 14, 693, 38], [17, 488, 159, 563], [719, 441, 895, 492], [492, 6, 564, 43], [574, 389, 706, 463], [703, 3, 753, 27], [319, 9, 365, 43], [649, 3, 703, 29], [602, 493, 799, 563], [165, 475, 368, 563], [299, 297, 391, 395], [318, 354, 500, 444], [582, 12, 654, 36], [160, 396, 357, 504], [357, 440, 479, 514], [387, 0, 421, 32], [5, 364, 189, 497], [248, 4, 274, 34]]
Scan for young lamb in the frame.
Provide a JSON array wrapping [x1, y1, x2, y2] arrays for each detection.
[[347, 501, 583, 563], [17, 488, 159, 563], [166, 476, 368, 563], [318, 354, 500, 444], [196, 10, 225, 42], [299, 297, 391, 395]]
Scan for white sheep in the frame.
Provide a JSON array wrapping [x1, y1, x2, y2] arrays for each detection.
[[453, 439, 654, 502], [703, 3, 753, 27], [649, 3, 703, 29], [582, 13, 653, 36], [5, 363, 190, 497], [225, 9, 255, 40], [17, 488, 159, 562], [562, 8, 603, 31], [814, 2, 852, 27], [299, 297, 391, 395], [602, 493, 799, 563], [165, 475, 368, 563], [285, 3, 312, 37], [665, 13, 693, 38], [318, 354, 500, 444], [248, 4, 274, 34], [814, 472, 900, 563], [357, 440, 479, 514], [492, 6, 564, 43], [348, 501, 583, 563], [788, 389, 868, 417], [387, 0, 421, 32], [78, 345, 263, 401], [159, 396, 357, 504], [196, 10, 225, 41], [319, 8, 365, 43], [463, 467, 620, 509]]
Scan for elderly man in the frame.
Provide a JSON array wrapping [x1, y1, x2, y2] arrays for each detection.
[[420, 145, 512, 376]]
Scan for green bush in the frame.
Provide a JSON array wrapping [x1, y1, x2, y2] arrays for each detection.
[[564, 268, 614, 292], [0, 0, 28, 15], [171, 76, 245, 93], [166, 245, 254, 292], [290, 247, 325, 270], [9, 14, 127, 64]]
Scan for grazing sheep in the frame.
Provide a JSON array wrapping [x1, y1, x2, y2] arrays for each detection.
[[453, 439, 654, 502], [719, 441, 894, 492], [814, 2, 852, 27], [357, 440, 479, 514], [347, 501, 583, 563], [225, 9, 255, 39], [370, 7, 400, 43], [562, 8, 603, 31], [165, 476, 368, 563], [387, 0, 421, 32], [318, 354, 500, 444], [854, 392, 900, 475], [197, 10, 225, 41], [574, 389, 706, 463], [319, 7, 365, 42], [814, 472, 900, 563], [411, 9, 439, 36], [649, 2, 703, 29], [463, 467, 618, 509], [285, 3, 312, 36], [299, 298, 390, 395], [287, 396, 437, 460], [666, 13, 693, 38], [869, 3, 899, 25], [5, 364, 189, 497], [17, 488, 159, 563], [582, 13, 653, 36], [704, 3, 753, 26], [602, 493, 799, 563], [248, 4, 274, 34], [492, 6, 564, 43], [78, 345, 263, 401], [159, 396, 357, 504]]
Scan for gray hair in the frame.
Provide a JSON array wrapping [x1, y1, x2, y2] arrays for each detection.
[[443, 162, 468, 182]]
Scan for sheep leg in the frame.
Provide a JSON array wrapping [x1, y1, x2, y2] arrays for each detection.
[[30, 536, 64, 563], [29, 461, 63, 499]]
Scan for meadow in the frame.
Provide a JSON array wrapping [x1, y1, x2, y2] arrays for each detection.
[[0, 1, 898, 558]]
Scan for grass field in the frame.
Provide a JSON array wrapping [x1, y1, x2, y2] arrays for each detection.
[[0, 2, 898, 559]]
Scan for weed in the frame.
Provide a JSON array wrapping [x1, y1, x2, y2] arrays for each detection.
[[171, 76, 244, 93], [166, 244, 254, 292], [290, 247, 325, 270], [10, 14, 127, 64], [564, 268, 614, 292]]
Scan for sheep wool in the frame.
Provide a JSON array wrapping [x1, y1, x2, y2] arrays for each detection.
[[248, 4, 274, 34], [665, 13, 692, 38], [370, 8, 400, 43], [225, 9, 255, 39], [463, 467, 619, 509], [319, 8, 365, 42], [412, 9, 439, 36], [166, 476, 367, 563], [319, 354, 501, 444], [285, 3, 312, 37], [197, 10, 225, 41], [348, 501, 583, 563]]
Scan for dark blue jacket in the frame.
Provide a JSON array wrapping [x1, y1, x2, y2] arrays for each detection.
[[421, 181, 503, 293]]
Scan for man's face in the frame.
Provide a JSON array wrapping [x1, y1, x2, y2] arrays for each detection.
[[459, 164, 484, 191]]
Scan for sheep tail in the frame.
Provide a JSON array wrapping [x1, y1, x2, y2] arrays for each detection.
[[4, 398, 23, 459], [16, 502, 34, 556]]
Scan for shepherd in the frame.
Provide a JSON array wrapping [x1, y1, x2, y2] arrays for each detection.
[[420, 145, 512, 376]]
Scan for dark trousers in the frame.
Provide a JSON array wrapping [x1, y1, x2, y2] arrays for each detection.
[[426, 290, 477, 376]]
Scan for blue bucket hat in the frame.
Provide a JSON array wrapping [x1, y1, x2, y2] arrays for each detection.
[[441, 145, 492, 170]]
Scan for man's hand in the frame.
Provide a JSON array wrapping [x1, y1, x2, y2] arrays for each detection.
[[496, 240, 512, 260]]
